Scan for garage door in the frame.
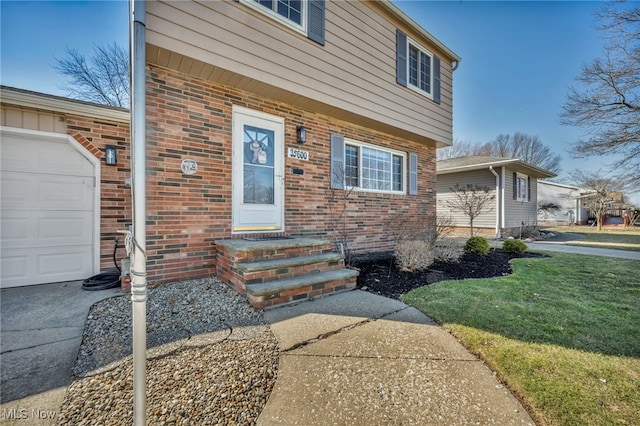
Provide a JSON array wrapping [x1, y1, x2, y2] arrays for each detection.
[[1, 128, 98, 288]]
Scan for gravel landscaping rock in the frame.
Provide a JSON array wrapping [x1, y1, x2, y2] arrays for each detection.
[[59, 277, 279, 425]]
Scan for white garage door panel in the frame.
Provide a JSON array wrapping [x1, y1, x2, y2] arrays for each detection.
[[1, 246, 93, 288], [0, 127, 99, 288], [1, 211, 93, 248], [2, 134, 94, 176], [1, 171, 94, 211]]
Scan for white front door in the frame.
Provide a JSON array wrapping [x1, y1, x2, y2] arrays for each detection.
[[232, 107, 284, 233]]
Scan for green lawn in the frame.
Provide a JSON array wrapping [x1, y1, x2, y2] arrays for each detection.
[[403, 253, 640, 426]]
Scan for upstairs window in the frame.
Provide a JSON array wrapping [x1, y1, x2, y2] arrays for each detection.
[[396, 29, 441, 103], [244, 0, 325, 45], [408, 43, 432, 94], [253, 0, 303, 26]]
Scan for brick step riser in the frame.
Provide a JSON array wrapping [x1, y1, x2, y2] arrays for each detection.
[[242, 260, 345, 285], [222, 244, 335, 264], [248, 275, 358, 309]]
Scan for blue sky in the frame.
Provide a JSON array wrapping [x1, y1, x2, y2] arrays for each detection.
[[1, 1, 636, 202]]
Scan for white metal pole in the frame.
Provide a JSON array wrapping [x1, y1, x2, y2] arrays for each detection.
[[129, 1, 147, 425]]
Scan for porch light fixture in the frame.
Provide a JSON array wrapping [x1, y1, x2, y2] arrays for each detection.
[[296, 125, 306, 144], [105, 145, 117, 166]]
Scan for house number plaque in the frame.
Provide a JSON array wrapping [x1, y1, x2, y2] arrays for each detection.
[[181, 159, 198, 175], [288, 147, 309, 161]]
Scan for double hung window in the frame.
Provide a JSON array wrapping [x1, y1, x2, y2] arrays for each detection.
[[515, 173, 529, 201], [396, 29, 440, 103], [408, 43, 432, 94]]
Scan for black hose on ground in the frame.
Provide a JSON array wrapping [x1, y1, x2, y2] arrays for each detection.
[[82, 237, 122, 291]]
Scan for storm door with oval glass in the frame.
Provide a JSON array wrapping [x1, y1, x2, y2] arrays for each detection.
[[232, 106, 284, 233]]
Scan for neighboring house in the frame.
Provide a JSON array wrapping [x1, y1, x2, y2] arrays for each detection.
[[1, 86, 131, 289], [2, 1, 460, 307], [537, 180, 589, 226], [436, 156, 556, 237]]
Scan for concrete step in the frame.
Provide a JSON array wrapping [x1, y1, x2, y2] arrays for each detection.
[[237, 252, 344, 274], [245, 269, 359, 308]]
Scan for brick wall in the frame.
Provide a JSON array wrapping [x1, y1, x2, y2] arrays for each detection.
[[145, 64, 437, 285], [66, 115, 132, 271]]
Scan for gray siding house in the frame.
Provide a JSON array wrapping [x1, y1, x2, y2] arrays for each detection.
[[437, 157, 556, 237]]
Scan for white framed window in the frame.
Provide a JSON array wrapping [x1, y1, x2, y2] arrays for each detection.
[[343, 139, 405, 194], [515, 173, 529, 201], [247, 0, 307, 33], [407, 38, 434, 97], [396, 29, 441, 103]]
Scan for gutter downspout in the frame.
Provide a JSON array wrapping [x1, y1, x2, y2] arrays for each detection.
[[130, 1, 147, 425], [489, 166, 500, 239]]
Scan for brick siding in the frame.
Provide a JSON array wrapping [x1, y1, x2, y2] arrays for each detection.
[[66, 116, 132, 272], [143, 64, 437, 285]]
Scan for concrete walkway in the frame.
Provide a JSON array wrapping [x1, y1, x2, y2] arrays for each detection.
[[259, 291, 534, 425], [0, 281, 121, 425]]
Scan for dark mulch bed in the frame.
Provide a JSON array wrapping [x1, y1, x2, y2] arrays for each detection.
[[352, 249, 546, 300]]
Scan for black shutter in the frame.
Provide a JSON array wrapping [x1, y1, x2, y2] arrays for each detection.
[[396, 29, 407, 86], [307, 0, 325, 45], [433, 55, 441, 104], [330, 134, 344, 189], [528, 177, 531, 201], [513, 172, 517, 200], [409, 153, 418, 195]]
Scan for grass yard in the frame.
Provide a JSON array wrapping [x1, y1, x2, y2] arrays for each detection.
[[544, 226, 640, 252], [403, 252, 640, 426]]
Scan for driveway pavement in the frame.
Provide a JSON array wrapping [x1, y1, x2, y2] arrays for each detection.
[[528, 233, 640, 260], [1, 280, 120, 424]]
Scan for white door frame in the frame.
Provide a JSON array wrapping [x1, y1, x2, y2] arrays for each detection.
[[231, 106, 285, 233], [0, 126, 101, 284]]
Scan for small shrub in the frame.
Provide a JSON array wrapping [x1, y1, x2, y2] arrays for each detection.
[[508, 224, 540, 240], [464, 236, 490, 255], [503, 238, 528, 253], [394, 240, 434, 272], [434, 238, 463, 262]]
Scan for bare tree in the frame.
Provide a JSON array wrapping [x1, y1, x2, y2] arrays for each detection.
[[537, 200, 562, 219], [486, 133, 562, 174], [560, 1, 640, 187], [570, 169, 626, 230], [54, 43, 130, 108], [445, 183, 495, 236], [437, 133, 561, 174], [437, 139, 479, 160], [325, 165, 356, 264]]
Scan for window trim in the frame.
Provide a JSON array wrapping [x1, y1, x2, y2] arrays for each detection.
[[515, 172, 529, 202], [343, 138, 406, 195], [405, 36, 434, 99], [243, 0, 308, 36]]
